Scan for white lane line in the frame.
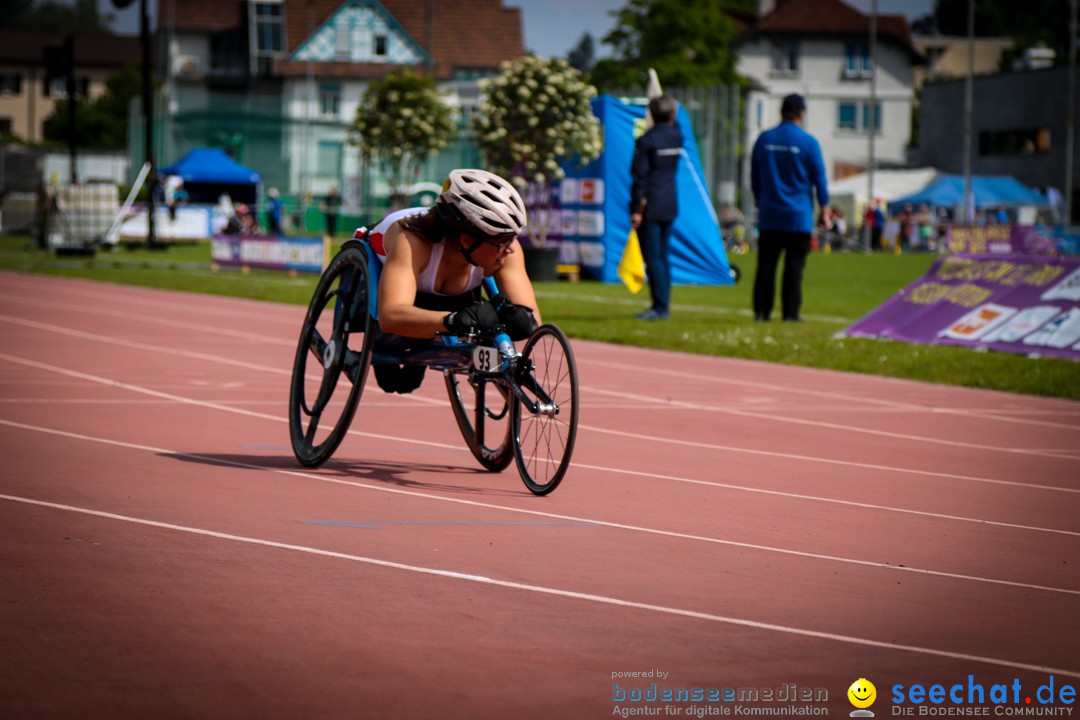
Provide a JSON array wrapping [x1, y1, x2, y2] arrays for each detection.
[[586, 385, 1080, 463], [1, 490, 1076, 679], [0, 300, 295, 346], [10, 310, 1080, 468], [2, 349, 1078, 540], [7, 286, 1078, 435], [1, 315, 1076, 497], [6, 306, 1078, 454], [0, 274, 304, 326], [0, 315, 292, 375], [577, 356, 1080, 432], [0, 417, 1077, 598]]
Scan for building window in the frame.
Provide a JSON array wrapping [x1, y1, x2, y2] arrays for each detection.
[[317, 140, 342, 178], [319, 83, 340, 116], [843, 43, 871, 78], [0, 74, 22, 95], [838, 102, 857, 130], [374, 34, 387, 57], [770, 41, 799, 75], [837, 101, 880, 132], [45, 76, 88, 99], [979, 127, 1051, 156], [0, 117, 12, 134], [335, 22, 350, 60], [252, 1, 284, 56], [210, 28, 247, 74]]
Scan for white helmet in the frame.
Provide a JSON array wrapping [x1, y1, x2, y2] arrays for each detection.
[[436, 169, 527, 238]]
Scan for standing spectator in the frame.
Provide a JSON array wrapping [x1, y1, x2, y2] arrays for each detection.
[[863, 203, 875, 251], [830, 207, 847, 250], [916, 203, 934, 251], [267, 188, 284, 235], [871, 198, 886, 252], [897, 202, 915, 251], [323, 186, 341, 238], [936, 207, 950, 251], [629, 94, 683, 320], [750, 94, 829, 323], [164, 176, 187, 222]]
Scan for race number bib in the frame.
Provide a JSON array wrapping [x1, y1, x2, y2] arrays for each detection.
[[472, 346, 499, 372]]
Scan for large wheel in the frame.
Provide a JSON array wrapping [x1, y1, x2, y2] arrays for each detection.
[[444, 370, 515, 472], [510, 325, 579, 495], [289, 242, 373, 467]]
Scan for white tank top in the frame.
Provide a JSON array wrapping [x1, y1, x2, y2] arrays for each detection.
[[361, 207, 484, 295]]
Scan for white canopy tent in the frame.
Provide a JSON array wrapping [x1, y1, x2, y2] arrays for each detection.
[[829, 168, 939, 212]]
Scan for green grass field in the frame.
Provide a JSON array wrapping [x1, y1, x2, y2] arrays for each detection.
[[2, 236, 1077, 399]]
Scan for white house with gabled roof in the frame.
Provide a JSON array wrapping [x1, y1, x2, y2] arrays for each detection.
[[733, 0, 924, 188]]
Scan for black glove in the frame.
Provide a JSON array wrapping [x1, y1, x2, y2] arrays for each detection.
[[443, 301, 499, 335], [490, 294, 539, 341]]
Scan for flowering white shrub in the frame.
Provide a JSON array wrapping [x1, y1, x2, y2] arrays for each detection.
[[349, 70, 456, 203], [473, 55, 602, 245]]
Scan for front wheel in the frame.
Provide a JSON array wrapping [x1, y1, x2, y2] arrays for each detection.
[[510, 325, 579, 495], [288, 242, 373, 466]]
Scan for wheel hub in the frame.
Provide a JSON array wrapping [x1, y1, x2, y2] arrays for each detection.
[[323, 339, 337, 369], [536, 402, 558, 416]]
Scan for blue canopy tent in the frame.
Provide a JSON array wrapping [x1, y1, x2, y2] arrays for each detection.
[[560, 95, 732, 285], [159, 148, 262, 204], [889, 174, 1048, 212]]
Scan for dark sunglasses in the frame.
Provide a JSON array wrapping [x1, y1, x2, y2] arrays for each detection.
[[472, 233, 516, 250]]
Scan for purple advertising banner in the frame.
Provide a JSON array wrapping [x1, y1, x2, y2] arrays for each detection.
[[945, 225, 1070, 256], [844, 254, 1080, 360]]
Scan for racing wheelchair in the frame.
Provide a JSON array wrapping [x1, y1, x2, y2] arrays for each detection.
[[287, 239, 579, 495]]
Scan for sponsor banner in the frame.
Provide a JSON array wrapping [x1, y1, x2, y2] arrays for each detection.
[[946, 225, 1077, 256], [211, 233, 326, 274], [844, 253, 1080, 360]]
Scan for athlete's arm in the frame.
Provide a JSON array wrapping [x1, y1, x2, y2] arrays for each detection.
[[377, 228, 448, 338], [493, 239, 542, 325]]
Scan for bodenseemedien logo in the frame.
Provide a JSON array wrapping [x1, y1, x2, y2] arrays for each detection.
[[849, 678, 878, 717]]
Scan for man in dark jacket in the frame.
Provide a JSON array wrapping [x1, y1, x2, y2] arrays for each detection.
[[630, 94, 683, 320]]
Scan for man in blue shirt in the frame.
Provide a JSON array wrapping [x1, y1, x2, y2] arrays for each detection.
[[630, 95, 683, 320], [750, 94, 830, 322]]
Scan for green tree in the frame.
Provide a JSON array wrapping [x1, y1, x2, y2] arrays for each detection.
[[472, 55, 602, 246], [43, 63, 142, 150], [567, 32, 596, 74], [589, 0, 750, 91], [348, 69, 456, 205], [4, 0, 114, 32], [932, 0, 1069, 69]]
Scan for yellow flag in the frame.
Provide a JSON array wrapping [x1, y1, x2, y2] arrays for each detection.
[[618, 229, 646, 294]]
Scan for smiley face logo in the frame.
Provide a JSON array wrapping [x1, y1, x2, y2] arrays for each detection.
[[848, 678, 877, 709]]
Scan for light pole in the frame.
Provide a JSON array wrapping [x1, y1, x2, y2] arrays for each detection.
[[962, 0, 974, 224], [141, 0, 157, 247], [865, 0, 877, 251], [1066, 0, 1077, 225]]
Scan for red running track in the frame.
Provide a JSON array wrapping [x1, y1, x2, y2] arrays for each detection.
[[0, 270, 1078, 719]]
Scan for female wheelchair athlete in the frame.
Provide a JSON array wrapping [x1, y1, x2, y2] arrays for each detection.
[[287, 237, 579, 495]]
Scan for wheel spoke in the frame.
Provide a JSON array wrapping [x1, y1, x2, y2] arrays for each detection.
[[308, 328, 328, 362]]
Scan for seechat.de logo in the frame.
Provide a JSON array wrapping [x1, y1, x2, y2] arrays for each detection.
[[849, 678, 878, 717]]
